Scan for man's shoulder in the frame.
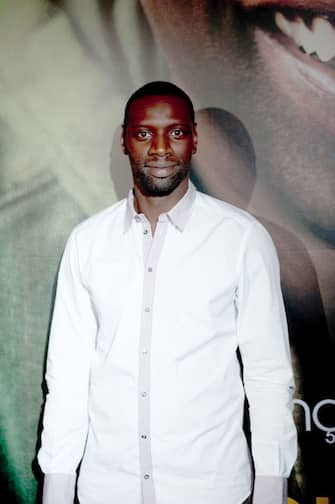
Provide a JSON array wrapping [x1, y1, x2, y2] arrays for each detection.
[[70, 198, 127, 242], [194, 190, 276, 256], [194, 190, 256, 230]]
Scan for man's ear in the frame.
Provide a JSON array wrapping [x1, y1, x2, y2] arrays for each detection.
[[192, 122, 198, 155], [121, 125, 128, 155]]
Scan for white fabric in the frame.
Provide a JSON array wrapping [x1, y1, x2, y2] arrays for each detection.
[[38, 184, 296, 503], [253, 475, 287, 504], [42, 473, 75, 504]]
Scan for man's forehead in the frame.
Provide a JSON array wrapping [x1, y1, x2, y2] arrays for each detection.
[[127, 94, 193, 123]]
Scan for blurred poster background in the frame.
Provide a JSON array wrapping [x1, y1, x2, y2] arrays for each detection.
[[0, 1, 334, 503]]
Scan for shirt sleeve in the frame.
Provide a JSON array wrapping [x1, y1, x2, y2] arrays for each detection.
[[38, 230, 97, 480], [235, 221, 297, 483], [252, 475, 287, 504], [42, 474, 76, 504]]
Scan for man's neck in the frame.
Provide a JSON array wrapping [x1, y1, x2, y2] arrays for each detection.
[[133, 179, 189, 235]]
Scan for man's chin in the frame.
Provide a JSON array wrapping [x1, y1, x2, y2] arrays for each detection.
[[135, 172, 188, 197], [138, 182, 179, 197]]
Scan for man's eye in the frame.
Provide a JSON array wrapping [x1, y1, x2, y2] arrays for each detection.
[[136, 131, 151, 139], [170, 128, 185, 138]]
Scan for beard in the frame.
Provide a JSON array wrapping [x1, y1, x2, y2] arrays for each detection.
[[132, 162, 189, 196]]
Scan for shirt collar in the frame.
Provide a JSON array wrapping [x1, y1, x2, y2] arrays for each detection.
[[123, 181, 196, 233]]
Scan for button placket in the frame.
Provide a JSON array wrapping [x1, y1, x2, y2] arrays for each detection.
[[137, 220, 168, 503]]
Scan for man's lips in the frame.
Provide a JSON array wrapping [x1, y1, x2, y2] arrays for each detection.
[[144, 164, 178, 177], [145, 163, 177, 168]]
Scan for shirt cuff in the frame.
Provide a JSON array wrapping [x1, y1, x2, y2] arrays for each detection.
[[42, 473, 76, 504], [252, 476, 287, 504]]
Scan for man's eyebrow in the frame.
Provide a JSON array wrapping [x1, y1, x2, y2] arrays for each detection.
[[128, 122, 192, 128], [127, 124, 152, 128]]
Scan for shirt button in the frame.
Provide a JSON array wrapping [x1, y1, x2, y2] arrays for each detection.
[[142, 348, 148, 354], [141, 391, 147, 398], [143, 229, 149, 235], [144, 474, 150, 480], [141, 434, 147, 439], [147, 267, 153, 272], [144, 307, 150, 312]]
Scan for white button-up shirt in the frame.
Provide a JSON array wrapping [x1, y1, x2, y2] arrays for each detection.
[[38, 183, 297, 504]]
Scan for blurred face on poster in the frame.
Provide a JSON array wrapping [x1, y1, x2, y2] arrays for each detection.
[[41, 0, 334, 249], [140, 0, 335, 247], [9, 0, 333, 245]]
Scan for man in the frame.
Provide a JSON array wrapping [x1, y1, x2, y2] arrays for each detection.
[[38, 81, 297, 504]]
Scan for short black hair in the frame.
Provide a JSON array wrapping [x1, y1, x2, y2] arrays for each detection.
[[123, 81, 195, 126]]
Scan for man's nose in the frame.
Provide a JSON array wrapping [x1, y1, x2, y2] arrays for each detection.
[[149, 134, 172, 156]]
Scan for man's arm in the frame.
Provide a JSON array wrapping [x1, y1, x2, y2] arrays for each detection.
[[38, 230, 97, 503], [236, 220, 297, 504], [42, 474, 76, 504]]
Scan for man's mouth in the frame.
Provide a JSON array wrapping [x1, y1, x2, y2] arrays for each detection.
[[236, 1, 335, 65], [144, 164, 177, 178], [145, 163, 177, 168]]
